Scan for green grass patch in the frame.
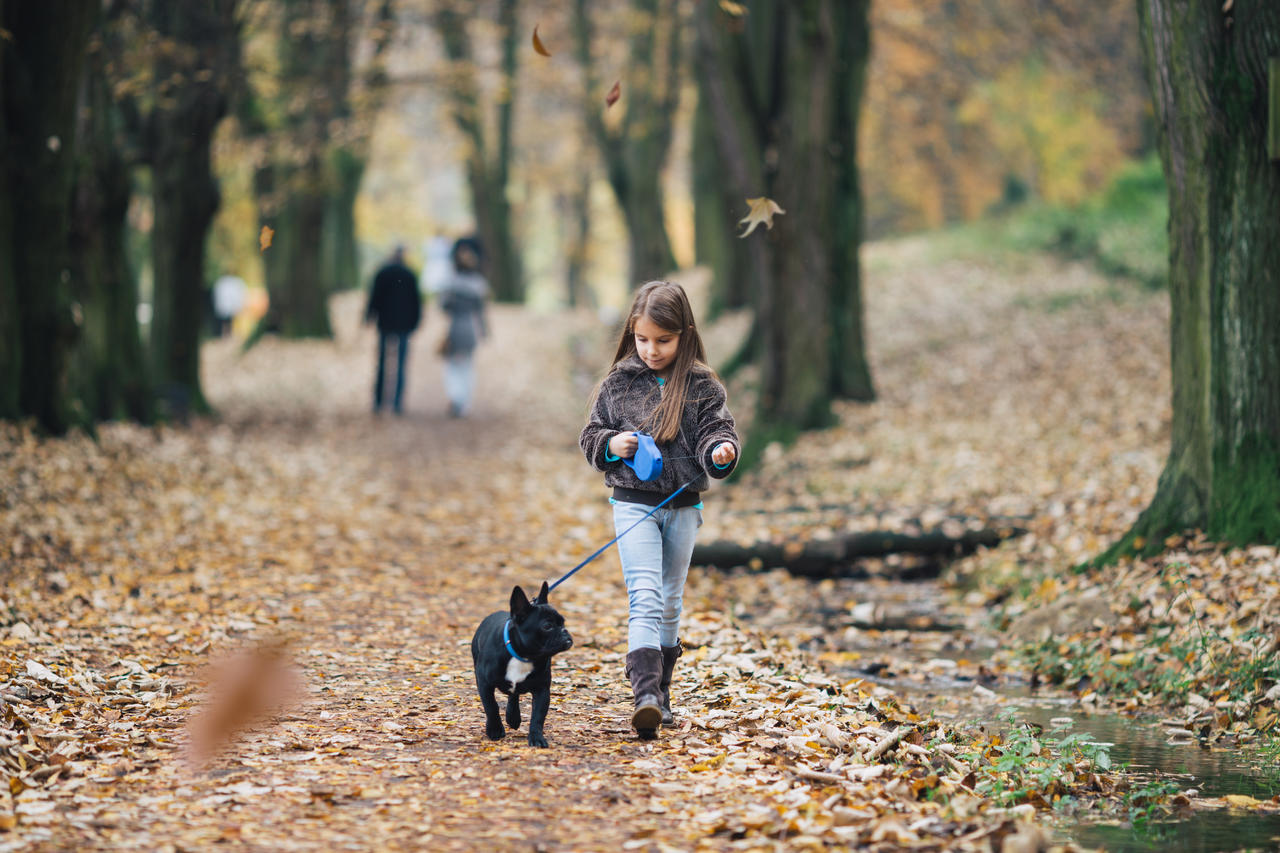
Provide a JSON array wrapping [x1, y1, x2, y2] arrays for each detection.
[[929, 154, 1169, 288]]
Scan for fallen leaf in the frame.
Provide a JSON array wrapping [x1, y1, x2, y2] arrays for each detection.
[[1224, 794, 1263, 808], [737, 197, 785, 238], [532, 24, 551, 57]]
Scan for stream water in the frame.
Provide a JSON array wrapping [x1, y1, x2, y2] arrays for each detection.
[[779, 577, 1280, 852]]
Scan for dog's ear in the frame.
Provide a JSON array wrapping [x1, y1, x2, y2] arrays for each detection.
[[533, 581, 550, 604], [510, 585, 531, 618]]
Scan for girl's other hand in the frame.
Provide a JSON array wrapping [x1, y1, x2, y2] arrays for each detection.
[[609, 432, 639, 459], [711, 442, 736, 467]]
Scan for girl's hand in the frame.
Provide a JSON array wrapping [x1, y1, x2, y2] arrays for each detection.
[[609, 432, 639, 459], [711, 442, 736, 467]]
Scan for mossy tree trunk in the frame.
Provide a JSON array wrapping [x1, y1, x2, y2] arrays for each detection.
[[436, 0, 524, 303], [145, 0, 240, 413], [695, 0, 875, 444], [693, 92, 749, 317], [573, 0, 680, 287], [1105, 0, 1280, 557], [69, 10, 152, 423], [0, 0, 96, 434]]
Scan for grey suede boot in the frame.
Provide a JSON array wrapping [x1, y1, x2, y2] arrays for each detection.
[[659, 641, 683, 726], [626, 648, 664, 739]]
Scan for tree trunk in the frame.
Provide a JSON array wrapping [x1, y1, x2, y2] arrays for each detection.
[[693, 93, 748, 315], [69, 23, 152, 424], [323, 147, 364, 294], [692, 524, 1024, 578], [253, 0, 342, 338], [0, 0, 96, 434], [826, 0, 875, 402], [436, 0, 524, 302], [573, 0, 680, 289], [145, 0, 239, 413], [1106, 1, 1280, 556], [695, 0, 875, 446], [560, 170, 592, 309]]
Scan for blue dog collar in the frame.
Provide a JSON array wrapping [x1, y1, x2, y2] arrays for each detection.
[[503, 619, 529, 662]]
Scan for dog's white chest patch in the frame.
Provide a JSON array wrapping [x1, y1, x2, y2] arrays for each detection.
[[506, 657, 534, 687]]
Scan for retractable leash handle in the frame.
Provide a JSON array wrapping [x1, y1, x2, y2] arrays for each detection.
[[622, 432, 663, 482], [548, 477, 695, 592]]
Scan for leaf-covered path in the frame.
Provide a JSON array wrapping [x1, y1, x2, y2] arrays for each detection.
[[2, 284, 1062, 852], [6, 240, 1278, 851]]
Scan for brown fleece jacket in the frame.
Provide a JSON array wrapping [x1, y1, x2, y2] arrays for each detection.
[[579, 355, 740, 496]]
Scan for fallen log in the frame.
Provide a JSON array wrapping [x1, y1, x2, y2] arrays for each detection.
[[691, 523, 1025, 578]]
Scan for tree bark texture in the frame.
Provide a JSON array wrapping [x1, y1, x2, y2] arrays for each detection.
[[694, 0, 875, 442], [693, 92, 749, 315], [1117, 0, 1280, 550], [145, 0, 240, 412], [573, 0, 680, 288], [0, 0, 96, 434], [254, 0, 349, 339], [436, 0, 524, 303], [69, 16, 152, 424]]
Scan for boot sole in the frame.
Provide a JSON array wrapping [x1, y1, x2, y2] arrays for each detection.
[[632, 704, 662, 737]]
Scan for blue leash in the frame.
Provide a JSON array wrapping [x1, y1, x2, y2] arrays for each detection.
[[547, 479, 696, 592]]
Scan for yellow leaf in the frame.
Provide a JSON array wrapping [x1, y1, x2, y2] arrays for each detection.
[[259, 225, 274, 253], [532, 24, 551, 57], [719, 1, 748, 15], [737, 197, 785, 238], [1224, 794, 1263, 808]]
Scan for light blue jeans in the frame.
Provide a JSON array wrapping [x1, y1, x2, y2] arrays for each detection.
[[612, 501, 702, 652]]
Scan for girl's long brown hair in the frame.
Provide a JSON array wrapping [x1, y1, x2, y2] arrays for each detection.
[[608, 280, 712, 444]]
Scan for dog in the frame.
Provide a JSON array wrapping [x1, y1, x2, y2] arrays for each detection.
[[470, 581, 573, 747]]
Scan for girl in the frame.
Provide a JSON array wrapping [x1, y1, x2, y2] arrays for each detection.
[[579, 280, 739, 739]]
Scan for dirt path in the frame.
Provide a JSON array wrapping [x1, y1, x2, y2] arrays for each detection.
[[3, 244, 1187, 851]]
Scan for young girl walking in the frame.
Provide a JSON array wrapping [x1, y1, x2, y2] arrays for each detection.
[[579, 280, 740, 739]]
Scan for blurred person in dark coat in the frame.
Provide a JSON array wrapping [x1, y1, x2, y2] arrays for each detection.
[[364, 245, 422, 415]]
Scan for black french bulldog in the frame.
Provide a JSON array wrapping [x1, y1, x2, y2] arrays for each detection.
[[470, 581, 573, 748]]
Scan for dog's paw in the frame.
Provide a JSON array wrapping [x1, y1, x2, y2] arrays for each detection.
[[528, 732, 548, 748], [485, 723, 507, 741], [506, 708, 521, 730]]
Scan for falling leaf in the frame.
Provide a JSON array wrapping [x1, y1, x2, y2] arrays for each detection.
[[259, 225, 274, 253], [605, 80, 621, 109], [719, 0, 748, 15], [1221, 0, 1233, 11], [532, 24, 551, 57], [185, 638, 299, 764], [0, 27, 12, 43], [737, 197, 785, 238]]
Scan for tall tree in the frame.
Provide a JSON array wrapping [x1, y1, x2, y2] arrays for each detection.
[[249, 0, 395, 338], [251, 0, 344, 339], [695, 0, 874, 442], [68, 1, 152, 424], [143, 0, 241, 412], [0, 0, 96, 434], [1103, 0, 1280, 556], [435, 0, 524, 302], [573, 0, 681, 287]]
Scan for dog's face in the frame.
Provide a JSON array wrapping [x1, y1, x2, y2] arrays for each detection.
[[509, 581, 573, 658]]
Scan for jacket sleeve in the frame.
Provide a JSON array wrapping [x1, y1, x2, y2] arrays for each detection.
[[579, 375, 621, 472], [694, 378, 740, 479]]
